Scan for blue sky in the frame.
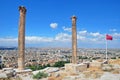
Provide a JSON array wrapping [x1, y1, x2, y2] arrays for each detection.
[[0, 0, 120, 48]]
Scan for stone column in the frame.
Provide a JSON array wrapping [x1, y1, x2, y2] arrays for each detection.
[[71, 16, 77, 64], [18, 6, 26, 70]]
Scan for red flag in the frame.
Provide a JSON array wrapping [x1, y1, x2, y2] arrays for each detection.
[[106, 34, 113, 40]]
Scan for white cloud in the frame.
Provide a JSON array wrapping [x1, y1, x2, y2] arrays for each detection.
[[90, 38, 97, 42], [78, 30, 87, 36], [0, 31, 120, 48], [0, 38, 17, 42], [109, 29, 117, 32], [90, 32, 101, 37], [50, 23, 58, 29], [0, 38, 18, 46], [77, 31, 105, 43], [62, 26, 71, 32], [112, 33, 120, 40], [77, 35, 86, 41], [55, 33, 71, 42], [112, 33, 120, 37], [26, 36, 54, 43]]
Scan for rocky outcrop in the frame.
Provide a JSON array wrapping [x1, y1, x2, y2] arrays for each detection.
[[0, 68, 15, 79]]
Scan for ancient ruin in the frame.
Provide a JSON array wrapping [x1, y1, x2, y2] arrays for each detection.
[[18, 6, 26, 70], [71, 16, 77, 64]]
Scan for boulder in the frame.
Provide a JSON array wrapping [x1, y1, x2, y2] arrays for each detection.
[[2, 68, 13, 71], [102, 64, 113, 71], [4, 70, 14, 77], [113, 64, 120, 69], [0, 73, 7, 78]]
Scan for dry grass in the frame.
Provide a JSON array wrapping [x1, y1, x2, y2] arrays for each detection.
[[48, 71, 68, 80], [109, 59, 120, 65], [48, 77, 56, 80], [111, 69, 120, 74], [0, 77, 22, 80], [83, 70, 103, 79], [87, 66, 103, 73], [48, 76, 62, 80], [84, 66, 104, 78]]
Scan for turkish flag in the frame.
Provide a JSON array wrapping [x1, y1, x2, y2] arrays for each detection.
[[106, 34, 113, 40]]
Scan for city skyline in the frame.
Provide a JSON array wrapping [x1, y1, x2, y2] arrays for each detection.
[[0, 0, 120, 48]]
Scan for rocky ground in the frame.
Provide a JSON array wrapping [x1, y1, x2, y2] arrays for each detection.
[[1, 59, 120, 80]]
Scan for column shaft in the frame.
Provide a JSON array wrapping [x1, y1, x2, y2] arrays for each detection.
[[18, 6, 26, 70], [72, 16, 77, 64]]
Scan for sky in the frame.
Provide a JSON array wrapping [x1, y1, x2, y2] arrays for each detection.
[[0, 0, 120, 48]]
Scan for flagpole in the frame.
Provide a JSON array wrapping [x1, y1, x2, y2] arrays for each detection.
[[106, 38, 108, 61], [105, 34, 113, 62]]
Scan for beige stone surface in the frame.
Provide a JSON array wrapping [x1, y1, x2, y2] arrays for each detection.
[[65, 63, 87, 74], [90, 61, 103, 68]]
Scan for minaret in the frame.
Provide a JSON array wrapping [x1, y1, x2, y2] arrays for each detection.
[[18, 6, 26, 70], [71, 16, 77, 64]]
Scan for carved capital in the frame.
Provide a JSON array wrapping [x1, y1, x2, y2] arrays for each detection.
[[71, 15, 77, 20], [19, 6, 27, 14]]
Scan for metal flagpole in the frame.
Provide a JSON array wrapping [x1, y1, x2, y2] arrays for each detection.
[[106, 38, 108, 61]]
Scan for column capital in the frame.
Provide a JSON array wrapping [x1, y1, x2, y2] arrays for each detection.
[[19, 6, 27, 14], [71, 15, 77, 20]]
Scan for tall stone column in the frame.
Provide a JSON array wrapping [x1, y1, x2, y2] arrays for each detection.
[[71, 16, 77, 64], [18, 6, 26, 70]]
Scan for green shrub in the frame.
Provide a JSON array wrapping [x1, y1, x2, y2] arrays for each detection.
[[33, 71, 48, 79], [111, 57, 116, 59], [79, 56, 88, 59], [27, 64, 51, 71], [53, 61, 70, 67]]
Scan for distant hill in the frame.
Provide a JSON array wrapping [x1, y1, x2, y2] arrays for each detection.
[[0, 47, 17, 50]]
